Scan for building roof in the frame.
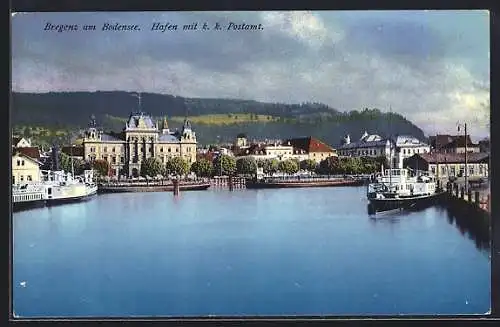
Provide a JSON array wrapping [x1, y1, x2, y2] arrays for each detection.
[[13, 137, 21, 145], [429, 134, 476, 149], [12, 152, 42, 165], [339, 139, 390, 150], [13, 146, 40, 160], [408, 152, 489, 164], [395, 135, 428, 147], [61, 146, 84, 157], [285, 137, 335, 153], [158, 134, 180, 142], [125, 112, 156, 130], [101, 133, 125, 142], [236, 133, 247, 138]]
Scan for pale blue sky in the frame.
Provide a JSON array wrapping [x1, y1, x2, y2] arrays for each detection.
[[11, 11, 490, 139]]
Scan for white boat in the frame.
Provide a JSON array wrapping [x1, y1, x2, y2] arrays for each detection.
[[41, 170, 98, 205], [367, 168, 445, 214], [12, 183, 47, 211]]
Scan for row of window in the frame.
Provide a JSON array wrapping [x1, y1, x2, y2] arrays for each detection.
[[15, 193, 42, 202], [430, 165, 485, 176], [90, 146, 191, 153], [402, 148, 428, 155], [16, 159, 25, 166], [13, 175, 33, 183]]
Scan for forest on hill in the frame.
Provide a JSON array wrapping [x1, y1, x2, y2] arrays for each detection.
[[11, 91, 426, 146]]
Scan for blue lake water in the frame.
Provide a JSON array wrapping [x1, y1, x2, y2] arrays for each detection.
[[12, 186, 491, 317]]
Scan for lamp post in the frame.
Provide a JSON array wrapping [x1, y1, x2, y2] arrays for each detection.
[[457, 122, 468, 193]]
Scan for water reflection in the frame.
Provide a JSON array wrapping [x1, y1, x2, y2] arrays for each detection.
[[440, 204, 490, 252]]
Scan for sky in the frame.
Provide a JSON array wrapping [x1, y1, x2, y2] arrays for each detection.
[[11, 11, 490, 140]]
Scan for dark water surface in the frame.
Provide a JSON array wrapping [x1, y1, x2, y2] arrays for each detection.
[[13, 187, 490, 317]]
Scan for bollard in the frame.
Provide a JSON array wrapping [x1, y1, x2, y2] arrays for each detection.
[[460, 187, 464, 200], [467, 189, 472, 203], [173, 178, 180, 196], [475, 191, 480, 208]]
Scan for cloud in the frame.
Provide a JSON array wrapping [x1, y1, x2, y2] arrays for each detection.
[[11, 11, 490, 139]]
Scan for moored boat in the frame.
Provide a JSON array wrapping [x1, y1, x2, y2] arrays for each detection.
[[367, 168, 445, 215], [246, 176, 365, 189], [97, 180, 211, 193]]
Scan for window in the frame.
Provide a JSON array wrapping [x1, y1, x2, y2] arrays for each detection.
[[161, 147, 164, 152], [403, 149, 406, 155], [112, 147, 115, 152], [112, 157, 116, 164], [469, 166, 474, 176], [120, 157, 124, 163], [17, 160, 20, 166], [176, 148, 179, 152], [479, 165, 483, 175], [27, 175, 32, 181], [20, 175, 24, 181], [450, 167, 456, 176], [441, 167, 446, 175], [168, 148, 171, 153], [21, 160, 25, 166], [431, 167, 436, 174], [12, 176, 15, 184], [104, 147, 107, 152]]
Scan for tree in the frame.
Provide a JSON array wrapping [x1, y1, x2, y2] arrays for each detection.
[[318, 156, 340, 175], [92, 159, 110, 177], [165, 156, 190, 177], [261, 158, 279, 174], [190, 158, 214, 177], [58, 152, 72, 173], [236, 157, 258, 175], [300, 159, 317, 172], [213, 154, 236, 176], [278, 159, 299, 175], [140, 157, 165, 177]]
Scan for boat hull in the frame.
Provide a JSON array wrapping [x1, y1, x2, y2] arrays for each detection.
[[12, 200, 47, 212], [368, 192, 446, 214], [46, 193, 97, 206], [97, 183, 211, 193], [245, 179, 364, 189]]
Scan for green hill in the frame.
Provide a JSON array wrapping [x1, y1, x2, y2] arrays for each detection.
[[11, 91, 426, 146]]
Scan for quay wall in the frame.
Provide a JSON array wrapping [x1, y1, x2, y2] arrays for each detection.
[[442, 181, 490, 223]]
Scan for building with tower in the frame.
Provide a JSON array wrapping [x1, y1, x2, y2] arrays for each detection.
[[82, 113, 197, 177]]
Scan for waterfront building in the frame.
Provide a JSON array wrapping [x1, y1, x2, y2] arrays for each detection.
[[236, 143, 297, 161], [403, 153, 489, 179], [12, 151, 42, 184], [235, 133, 249, 149], [337, 132, 392, 159], [82, 113, 197, 177], [284, 137, 337, 163], [394, 135, 430, 169], [429, 135, 480, 154]]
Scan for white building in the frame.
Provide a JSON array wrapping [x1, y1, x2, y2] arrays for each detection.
[[338, 131, 392, 158], [394, 135, 430, 169]]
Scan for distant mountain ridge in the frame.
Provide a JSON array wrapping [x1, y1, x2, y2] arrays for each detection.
[[11, 91, 426, 146]]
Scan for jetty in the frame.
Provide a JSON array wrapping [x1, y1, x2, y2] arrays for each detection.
[[97, 178, 211, 193], [245, 175, 367, 189]]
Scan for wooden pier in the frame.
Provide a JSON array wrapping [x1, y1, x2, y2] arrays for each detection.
[[444, 182, 490, 215]]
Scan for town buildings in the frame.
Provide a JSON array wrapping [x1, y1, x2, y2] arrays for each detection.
[[429, 135, 480, 153], [82, 113, 197, 177], [233, 135, 336, 163], [403, 153, 489, 180], [338, 132, 430, 169]]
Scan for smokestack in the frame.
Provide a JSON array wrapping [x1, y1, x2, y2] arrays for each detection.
[[51, 145, 60, 171]]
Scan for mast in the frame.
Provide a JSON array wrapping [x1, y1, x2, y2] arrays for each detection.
[[389, 106, 392, 189], [464, 122, 468, 193]]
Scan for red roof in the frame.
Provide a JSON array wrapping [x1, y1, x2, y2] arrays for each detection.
[[285, 137, 335, 153], [13, 147, 40, 160]]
